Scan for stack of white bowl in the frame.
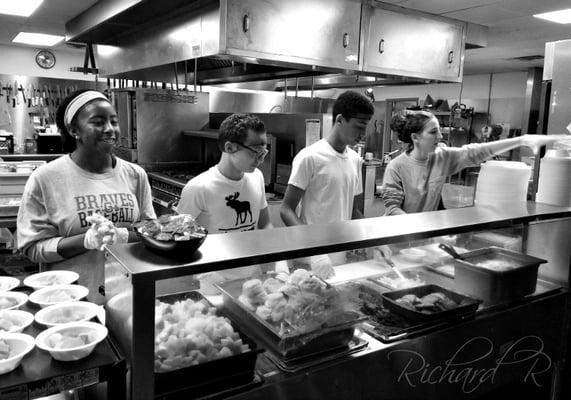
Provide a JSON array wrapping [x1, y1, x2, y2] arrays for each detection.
[[536, 149, 571, 207], [474, 161, 531, 205]]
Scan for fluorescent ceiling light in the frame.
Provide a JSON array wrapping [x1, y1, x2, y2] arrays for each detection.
[[534, 8, 571, 24], [12, 32, 64, 46], [0, 0, 43, 17]]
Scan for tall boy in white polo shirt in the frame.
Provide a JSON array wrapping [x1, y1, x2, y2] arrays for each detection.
[[279, 91, 374, 275]]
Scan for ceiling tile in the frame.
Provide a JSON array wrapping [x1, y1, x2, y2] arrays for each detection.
[[444, 5, 521, 25], [398, 0, 500, 15], [498, 0, 571, 16]]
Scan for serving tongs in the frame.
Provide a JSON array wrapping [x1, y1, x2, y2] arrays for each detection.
[[375, 248, 407, 282], [438, 243, 466, 261]]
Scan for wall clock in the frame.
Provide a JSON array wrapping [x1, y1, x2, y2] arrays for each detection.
[[35, 50, 56, 69]]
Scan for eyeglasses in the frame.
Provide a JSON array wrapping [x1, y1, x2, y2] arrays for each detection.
[[235, 142, 269, 159]]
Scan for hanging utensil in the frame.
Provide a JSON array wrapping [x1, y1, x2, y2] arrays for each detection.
[[27, 84, 32, 107], [14, 81, 19, 106], [44, 85, 51, 106], [10, 84, 16, 108], [19, 84, 27, 107], [438, 243, 466, 261]]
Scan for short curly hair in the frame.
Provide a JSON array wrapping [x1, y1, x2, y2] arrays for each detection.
[[218, 114, 266, 152], [332, 91, 374, 122]]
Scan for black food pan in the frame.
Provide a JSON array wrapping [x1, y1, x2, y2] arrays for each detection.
[[381, 284, 481, 323], [154, 291, 263, 396]]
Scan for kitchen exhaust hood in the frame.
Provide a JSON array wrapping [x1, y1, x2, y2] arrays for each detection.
[[66, 0, 470, 86]]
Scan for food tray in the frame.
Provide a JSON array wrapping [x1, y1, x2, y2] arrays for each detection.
[[369, 269, 426, 290], [263, 336, 368, 373], [0, 196, 20, 217], [454, 246, 546, 303], [381, 284, 481, 323], [154, 291, 263, 396], [215, 279, 365, 359]]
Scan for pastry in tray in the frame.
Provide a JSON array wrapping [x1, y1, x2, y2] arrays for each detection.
[[236, 269, 358, 336]]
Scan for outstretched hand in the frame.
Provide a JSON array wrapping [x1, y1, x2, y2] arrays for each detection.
[[520, 134, 569, 154]]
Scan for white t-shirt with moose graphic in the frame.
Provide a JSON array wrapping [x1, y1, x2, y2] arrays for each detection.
[[178, 166, 267, 234]]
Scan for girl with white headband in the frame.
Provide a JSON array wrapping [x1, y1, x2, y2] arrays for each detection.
[[17, 89, 155, 301], [381, 110, 567, 215]]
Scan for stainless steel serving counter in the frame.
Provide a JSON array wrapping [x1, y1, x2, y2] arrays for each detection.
[[107, 202, 571, 283], [104, 201, 571, 400]]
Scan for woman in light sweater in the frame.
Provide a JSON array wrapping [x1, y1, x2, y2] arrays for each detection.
[[382, 110, 565, 215], [17, 90, 155, 299]]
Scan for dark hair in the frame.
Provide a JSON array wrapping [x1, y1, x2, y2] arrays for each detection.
[[55, 89, 110, 153], [390, 110, 434, 150], [218, 114, 266, 152], [332, 90, 374, 122]]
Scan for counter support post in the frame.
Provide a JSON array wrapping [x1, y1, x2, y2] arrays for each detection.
[[131, 278, 155, 400]]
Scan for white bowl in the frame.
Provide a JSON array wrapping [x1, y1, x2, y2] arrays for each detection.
[[0, 277, 20, 292], [0, 333, 35, 374], [24, 271, 79, 290], [0, 310, 34, 333], [399, 248, 427, 263], [0, 292, 28, 311], [35, 322, 108, 361], [35, 302, 101, 327], [29, 285, 89, 308]]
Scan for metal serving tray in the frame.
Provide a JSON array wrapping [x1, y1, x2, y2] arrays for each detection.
[[454, 246, 547, 303], [154, 291, 263, 396], [215, 279, 365, 359], [381, 284, 482, 323]]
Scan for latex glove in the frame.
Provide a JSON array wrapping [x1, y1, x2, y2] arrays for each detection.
[[309, 254, 335, 279], [84, 214, 128, 251], [84, 226, 107, 250]]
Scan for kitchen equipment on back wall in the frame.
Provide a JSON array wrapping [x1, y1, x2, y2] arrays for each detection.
[[147, 170, 198, 216], [112, 89, 209, 165], [35, 132, 62, 154], [0, 132, 13, 154]]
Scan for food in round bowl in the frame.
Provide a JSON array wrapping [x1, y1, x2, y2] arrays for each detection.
[[35, 322, 108, 361], [0, 333, 35, 374], [0, 310, 34, 333], [35, 301, 101, 327], [29, 285, 89, 308], [0, 292, 28, 311], [0, 277, 20, 292], [135, 214, 207, 255], [23, 271, 79, 290]]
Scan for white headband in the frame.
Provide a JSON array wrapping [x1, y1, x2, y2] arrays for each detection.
[[64, 91, 109, 127]]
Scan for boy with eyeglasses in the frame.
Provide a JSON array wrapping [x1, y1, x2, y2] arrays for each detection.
[[178, 113, 272, 233], [177, 114, 273, 291]]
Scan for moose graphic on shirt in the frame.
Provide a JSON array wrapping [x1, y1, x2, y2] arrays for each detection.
[[225, 192, 252, 226]]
